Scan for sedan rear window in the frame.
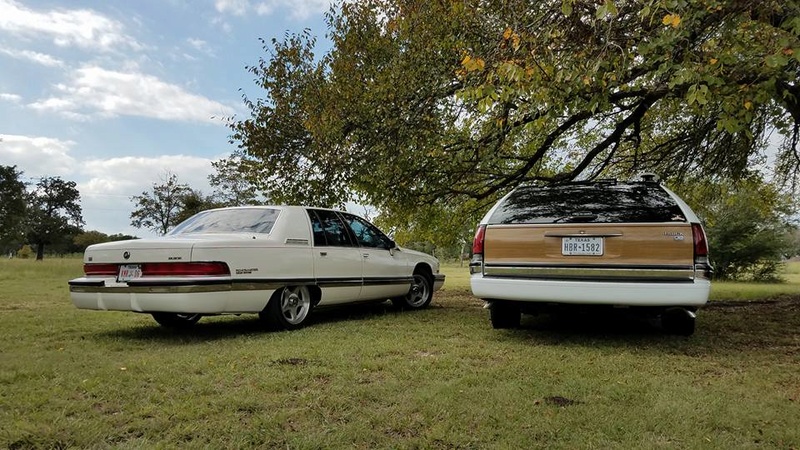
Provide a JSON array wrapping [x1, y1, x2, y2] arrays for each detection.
[[489, 183, 686, 224], [170, 208, 280, 235]]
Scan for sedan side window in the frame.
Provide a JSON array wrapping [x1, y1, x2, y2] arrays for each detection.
[[307, 210, 327, 246], [343, 214, 392, 249], [312, 210, 355, 247]]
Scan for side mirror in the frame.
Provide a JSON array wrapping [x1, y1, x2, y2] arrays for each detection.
[[387, 239, 398, 255]]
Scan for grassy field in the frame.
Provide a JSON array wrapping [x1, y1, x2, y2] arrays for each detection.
[[1, 258, 799, 448]]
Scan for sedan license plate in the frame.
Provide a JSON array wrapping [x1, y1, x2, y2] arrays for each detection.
[[562, 237, 603, 256], [117, 264, 142, 282]]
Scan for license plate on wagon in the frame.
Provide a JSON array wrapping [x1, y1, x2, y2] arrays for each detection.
[[117, 264, 142, 282], [561, 237, 604, 256]]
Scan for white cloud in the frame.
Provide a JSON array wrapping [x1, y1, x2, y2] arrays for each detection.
[[0, 92, 22, 102], [0, 47, 64, 67], [214, 0, 331, 20], [0, 0, 142, 52], [215, 0, 249, 16], [0, 134, 76, 177], [186, 38, 215, 57], [81, 155, 214, 195], [256, 0, 331, 19], [78, 155, 215, 236], [28, 66, 235, 123]]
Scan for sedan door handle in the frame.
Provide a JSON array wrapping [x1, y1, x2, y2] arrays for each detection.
[[362, 253, 370, 258], [319, 251, 327, 256]]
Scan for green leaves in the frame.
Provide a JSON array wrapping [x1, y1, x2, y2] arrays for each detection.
[[686, 83, 709, 106], [224, 0, 800, 239], [596, 0, 618, 19]]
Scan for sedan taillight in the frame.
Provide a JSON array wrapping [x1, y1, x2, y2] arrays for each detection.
[[83, 262, 230, 277], [84, 263, 118, 276], [142, 262, 230, 277]]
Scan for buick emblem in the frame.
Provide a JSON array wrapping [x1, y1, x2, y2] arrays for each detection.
[[123, 251, 130, 260]]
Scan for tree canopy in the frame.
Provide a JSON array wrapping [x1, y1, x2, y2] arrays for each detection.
[[129, 172, 192, 235], [674, 175, 798, 280], [226, 0, 799, 221], [26, 176, 84, 260], [0, 165, 28, 254]]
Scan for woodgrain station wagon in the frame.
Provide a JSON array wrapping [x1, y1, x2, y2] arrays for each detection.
[[470, 175, 712, 335]]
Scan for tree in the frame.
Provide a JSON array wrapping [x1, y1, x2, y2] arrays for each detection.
[[675, 176, 798, 281], [173, 189, 222, 225], [226, 0, 800, 229], [73, 231, 138, 252], [0, 165, 28, 254], [208, 153, 261, 206], [26, 176, 84, 260], [130, 172, 191, 235]]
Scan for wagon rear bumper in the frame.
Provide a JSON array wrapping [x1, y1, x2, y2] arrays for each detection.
[[471, 275, 710, 307]]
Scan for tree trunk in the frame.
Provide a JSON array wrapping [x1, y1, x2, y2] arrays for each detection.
[[36, 242, 45, 261]]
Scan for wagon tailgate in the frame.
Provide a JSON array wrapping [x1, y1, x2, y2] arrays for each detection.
[[483, 223, 695, 280]]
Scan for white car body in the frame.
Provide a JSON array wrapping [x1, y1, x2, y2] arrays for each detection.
[[69, 206, 444, 329]]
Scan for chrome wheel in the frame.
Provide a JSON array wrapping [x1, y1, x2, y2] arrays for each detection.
[[406, 274, 430, 308], [279, 286, 311, 326], [392, 272, 433, 310]]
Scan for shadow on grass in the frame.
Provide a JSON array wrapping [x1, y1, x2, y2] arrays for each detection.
[[498, 294, 800, 356], [91, 300, 422, 344], [89, 290, 800, 357]]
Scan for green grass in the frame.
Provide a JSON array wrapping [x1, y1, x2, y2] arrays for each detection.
[[1, 258, 799, 448]]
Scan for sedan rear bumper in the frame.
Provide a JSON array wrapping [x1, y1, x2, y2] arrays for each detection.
[[470, 275, 710, 307], [69, 277, 275, 314]]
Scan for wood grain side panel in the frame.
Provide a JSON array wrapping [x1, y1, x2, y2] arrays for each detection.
[[484, 223, 693, 266]]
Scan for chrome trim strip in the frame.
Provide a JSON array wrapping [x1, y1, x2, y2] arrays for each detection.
[[69, 276, 417, 293], [363, 277, 413, 286], [543, 232, 623, 237], [484, 265, 695, 281], [487, 262, 694, 270]]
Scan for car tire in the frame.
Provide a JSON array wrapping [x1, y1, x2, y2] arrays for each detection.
[[490, 301, 521, 329], [661, 308, 696, 336], [392, 271, 433, 310], [151, 312, 202, 328], [260, 286, 312, 331]]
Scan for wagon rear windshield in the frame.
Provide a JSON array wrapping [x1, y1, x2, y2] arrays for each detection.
[[170, 208, 280, 235], [489, 183, 686, 224]]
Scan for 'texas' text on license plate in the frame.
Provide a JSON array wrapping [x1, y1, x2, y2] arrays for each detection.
[[562, 237, 603, 256]]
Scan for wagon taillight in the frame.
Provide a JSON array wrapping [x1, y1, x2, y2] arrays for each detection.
[[470, 225, 486, 275], [472, 225, 486, 255], [691, 223, 708, 260], [691, 223, 713, 279]]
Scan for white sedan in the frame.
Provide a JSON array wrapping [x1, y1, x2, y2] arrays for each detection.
[[69, 206, 445, 330]]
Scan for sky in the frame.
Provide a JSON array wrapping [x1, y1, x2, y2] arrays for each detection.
[[0, 0, 333, 237]]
